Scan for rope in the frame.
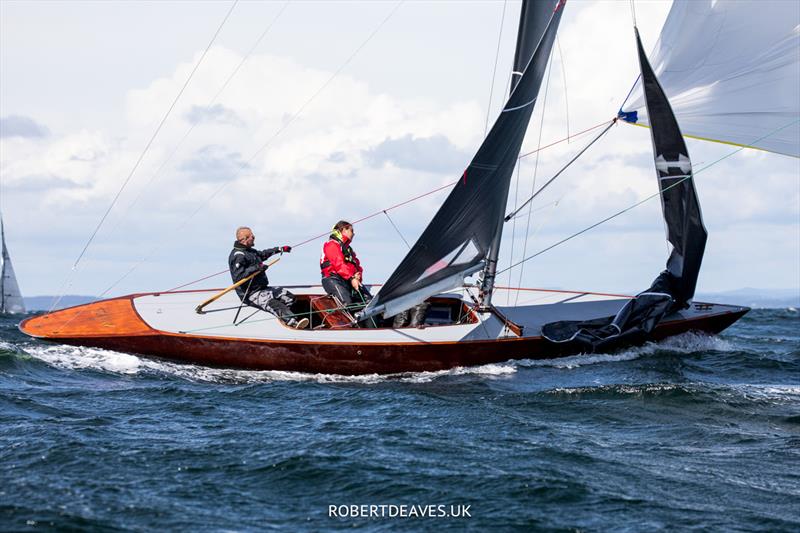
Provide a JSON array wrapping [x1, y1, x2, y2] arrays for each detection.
[[519, 119, 608, 159], [618, 74, 641, 114], [106, 1, 291, 238], [505, 159, 521, 304], [505, 117, 617, 222], [484, 0, 508, 137], [87, 1, 404, 300], [48, 0, 240, 312], [514, 51, 554, 305], [498, 117, 800, 277], [556, 35, 570, 143], [159, 119, 608, 294], [383, 210, 411, 249], [291, 179, 455, 248]]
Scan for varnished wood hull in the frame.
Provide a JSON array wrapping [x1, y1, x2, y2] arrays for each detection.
[[19, 292, 749, 375]]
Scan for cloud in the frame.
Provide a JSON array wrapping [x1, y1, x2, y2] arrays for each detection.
[[0, 115, 49, 139], [5, 173, 85, 192], [179, 145, 249, 182], [184, 103, 244, 127], [364, 134, 470, 174]]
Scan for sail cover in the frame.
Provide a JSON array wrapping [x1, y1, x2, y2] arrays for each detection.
[[1, 217, 25, 314], [363, 0, 565, 319], [542, 27, 706, 350], [621, 0, 800, 157]]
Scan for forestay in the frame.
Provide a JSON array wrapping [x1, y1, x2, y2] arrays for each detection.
[[621, 0, 800, 157], [363, 0, 565, 320]]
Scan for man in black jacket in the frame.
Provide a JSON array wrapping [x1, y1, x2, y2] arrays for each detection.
[[228, 226, 309, 329]]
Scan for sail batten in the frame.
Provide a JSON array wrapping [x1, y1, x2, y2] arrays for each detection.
[[363, 0, 565, 319]]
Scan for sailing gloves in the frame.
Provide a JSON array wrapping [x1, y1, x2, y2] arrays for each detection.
[[262, 246, 292, 256]]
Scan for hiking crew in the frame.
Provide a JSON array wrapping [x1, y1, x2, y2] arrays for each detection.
[[320, 221, 373, 314], [229, 226, 308, 329]]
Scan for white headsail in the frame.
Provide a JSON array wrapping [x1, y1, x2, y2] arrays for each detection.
[[621, 0, 800, 157], [1, 216, 25, 314]]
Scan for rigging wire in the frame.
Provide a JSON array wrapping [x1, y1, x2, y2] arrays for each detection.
[[94, 1, 405, 298], [484, 0, 508, 137], [513, 51, 554, 305], [519, 118, 608, 159], [505, 159, 522, 304], [107, 1, 291, 237], [556, 35, 570, 143], [383, 210, 411, 250], [505, 117, 617, 222], [48, 0, 240, 312], [161, 120, 609, 294], [497, 117, 800, 277], [629, 0, 638, 28]]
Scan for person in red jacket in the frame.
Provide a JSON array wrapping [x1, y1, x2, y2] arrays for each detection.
[[320, 220, 373, 312]]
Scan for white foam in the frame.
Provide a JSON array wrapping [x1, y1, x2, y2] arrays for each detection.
[[724, 383, 800, 403], [517, 351, 642, 370], [18, 330, 737, 384], [548, 382, 685, 395], [20, 342, 517, 384], [24, 344, 144, 374]]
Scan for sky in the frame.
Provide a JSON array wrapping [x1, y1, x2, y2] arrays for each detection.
[[1, 0, 798, 301]]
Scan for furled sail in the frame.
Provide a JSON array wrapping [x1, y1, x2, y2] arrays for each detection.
[[363, 0, 566, 320], [0, 216, 25, 314], [542, 26, 706, 350], [620, 0, 800, 157]]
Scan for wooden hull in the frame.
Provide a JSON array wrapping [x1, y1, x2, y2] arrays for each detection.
[[19, 290, 749, 375]]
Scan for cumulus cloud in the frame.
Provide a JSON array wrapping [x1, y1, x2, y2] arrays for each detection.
[[184, 103, 244, 127], [1, 2, 796, 295], [364, 134, 470, 174], [0, 115, 49, 138], [179, 145, 249, 183], [5, 173, 85, 192]]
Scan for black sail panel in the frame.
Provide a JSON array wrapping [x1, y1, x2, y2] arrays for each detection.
[[542, 27, 708, 351], [636, 27, 707, 306], [365, 0, 566, 319], [510, 0, 559, 94]]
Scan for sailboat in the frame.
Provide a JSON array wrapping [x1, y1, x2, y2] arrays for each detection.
[[1, 215, 26, 314], [21, 0, 796, 374]]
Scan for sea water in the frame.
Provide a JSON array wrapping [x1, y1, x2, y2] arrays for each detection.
[[1, 309, 798, 531]]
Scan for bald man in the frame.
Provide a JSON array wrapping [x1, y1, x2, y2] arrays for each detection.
[[228, 226, 308, 329]]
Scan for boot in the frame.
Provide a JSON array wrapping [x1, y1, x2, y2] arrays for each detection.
[[288, 317, 309, 329]]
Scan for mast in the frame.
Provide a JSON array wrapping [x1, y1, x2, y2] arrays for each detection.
[[361, 0, 565, 321], [479, 0, 559, 307]]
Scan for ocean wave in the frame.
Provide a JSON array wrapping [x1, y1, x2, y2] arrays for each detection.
[[17, 330, 741, 385], [513, 332, 736, 371], [19, 342, 518, 385], [546, 382, 689, 396]]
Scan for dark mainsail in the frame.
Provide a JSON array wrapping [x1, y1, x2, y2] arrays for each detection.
[[510, 0, 560, 94], [542, 26, 708, 350], [482, 0, 561, 305], [363, 0, 566, 319]]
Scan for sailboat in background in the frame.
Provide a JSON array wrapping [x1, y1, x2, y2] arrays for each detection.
[[21, 0, 797, 374], [1, 215, 25, 314]]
